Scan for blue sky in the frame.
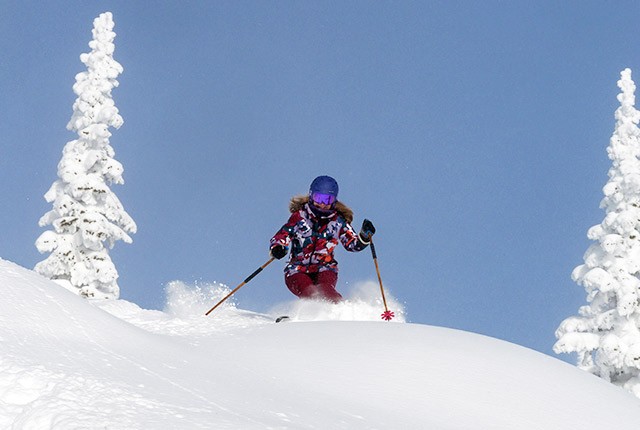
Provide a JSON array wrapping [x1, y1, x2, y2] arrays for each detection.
[[2, 1, 640, 360]]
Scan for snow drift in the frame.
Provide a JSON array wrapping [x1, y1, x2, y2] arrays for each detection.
[[1, 258, 640, 429]]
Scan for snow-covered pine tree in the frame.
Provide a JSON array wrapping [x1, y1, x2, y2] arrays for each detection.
[[554, 68, 640, 397], [35, 12, 136, 300]]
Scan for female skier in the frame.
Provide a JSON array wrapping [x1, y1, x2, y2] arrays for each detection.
[[270, 175, 375, 302]]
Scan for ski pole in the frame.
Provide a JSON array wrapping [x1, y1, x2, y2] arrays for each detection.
[[369, 239, 394, 321], [205, 256, 276, 316]]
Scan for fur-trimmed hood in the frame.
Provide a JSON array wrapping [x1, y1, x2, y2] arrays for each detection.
[[289, 195, 354, 224]]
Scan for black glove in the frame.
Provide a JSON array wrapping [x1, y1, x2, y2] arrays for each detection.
[[359, 219, 376, 242], [270, 245, 288, 260]]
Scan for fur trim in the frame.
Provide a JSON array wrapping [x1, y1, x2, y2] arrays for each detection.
[[289, 195, 354, 224]]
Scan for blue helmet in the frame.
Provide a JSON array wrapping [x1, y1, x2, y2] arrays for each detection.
[[309, 175, 339, 198]]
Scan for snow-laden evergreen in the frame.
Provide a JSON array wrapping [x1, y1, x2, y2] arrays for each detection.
[[35, 12, 136, 300], [555, 68, 640, 397]]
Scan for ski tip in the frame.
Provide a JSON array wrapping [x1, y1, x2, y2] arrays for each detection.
[[275, 316, 290, 323]]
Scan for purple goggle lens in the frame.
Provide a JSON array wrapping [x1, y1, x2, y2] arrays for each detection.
[[312, 192, 336, 206]]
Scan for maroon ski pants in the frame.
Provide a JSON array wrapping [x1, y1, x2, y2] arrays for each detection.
[[285, 271, 342, 303]]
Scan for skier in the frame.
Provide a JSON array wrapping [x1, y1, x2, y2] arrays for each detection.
[[270, 175, 375, 302]]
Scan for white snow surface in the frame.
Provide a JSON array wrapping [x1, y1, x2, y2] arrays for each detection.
[[1, 258, 640, 429]]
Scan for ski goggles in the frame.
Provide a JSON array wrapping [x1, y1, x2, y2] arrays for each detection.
[[311, 192, 337, 206]]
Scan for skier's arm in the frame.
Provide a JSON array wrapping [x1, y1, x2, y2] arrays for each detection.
[[269, 212, 298, 254], [340, 219, 375, 252]]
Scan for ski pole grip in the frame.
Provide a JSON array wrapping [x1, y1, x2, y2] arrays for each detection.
[[370, 240, 378, 259]]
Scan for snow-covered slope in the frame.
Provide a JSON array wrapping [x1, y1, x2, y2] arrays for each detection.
[[1, 258, 640, 429]]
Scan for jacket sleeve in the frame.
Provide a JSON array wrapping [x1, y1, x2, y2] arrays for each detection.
[[339, 221, 369, 252], [270, 212, 298, 250]]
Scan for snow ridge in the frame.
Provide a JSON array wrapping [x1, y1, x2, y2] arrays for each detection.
[[2, 258, 640, 429]]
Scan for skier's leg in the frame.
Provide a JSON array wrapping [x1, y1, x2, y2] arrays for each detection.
[[285, 273, 318, 299], [315, 270, 342, 303]]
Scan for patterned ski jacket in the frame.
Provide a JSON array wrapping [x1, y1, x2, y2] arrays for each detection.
[[270, 196, 369, 277]]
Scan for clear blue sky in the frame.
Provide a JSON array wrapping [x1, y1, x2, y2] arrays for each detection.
[[2, 1, 640, 360]]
